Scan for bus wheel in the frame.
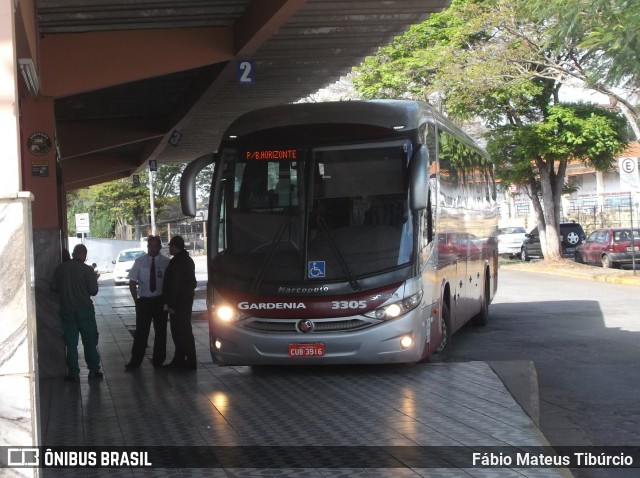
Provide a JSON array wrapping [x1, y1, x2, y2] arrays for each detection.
[[471, 277, 490, 326], [426, 302, 450, 363]]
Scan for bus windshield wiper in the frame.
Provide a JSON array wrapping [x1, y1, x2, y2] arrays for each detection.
[[317, 217, 361, 291], [251, 217, 289, 293]]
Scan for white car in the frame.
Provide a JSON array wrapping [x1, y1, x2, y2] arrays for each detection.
[[497, 226, 527, 257], [112, 248, 146, 285]]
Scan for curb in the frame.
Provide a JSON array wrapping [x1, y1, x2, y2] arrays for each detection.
[[489, 360, 575, 478], [488, 360, 539, 427], [502, 263, 640, 286]]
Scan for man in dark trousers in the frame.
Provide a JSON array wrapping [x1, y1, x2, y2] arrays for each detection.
[[50, 244, 103, 382], [125, 235, 170, 369], [164, 236, 198, 371]]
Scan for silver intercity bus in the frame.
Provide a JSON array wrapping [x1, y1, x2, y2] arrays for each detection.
[[181, 100, 499, 365]]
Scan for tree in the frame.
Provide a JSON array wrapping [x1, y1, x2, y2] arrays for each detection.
[[353, 0, 631, 260], [523, 0, 640, 141], [487, 103, 627, 260], [66, 165, 181, 239]]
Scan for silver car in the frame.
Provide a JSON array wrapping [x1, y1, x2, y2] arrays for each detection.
[[497, 226, 526, 257]]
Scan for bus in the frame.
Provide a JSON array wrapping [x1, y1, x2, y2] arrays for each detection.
[[180, 100, 499, 365]]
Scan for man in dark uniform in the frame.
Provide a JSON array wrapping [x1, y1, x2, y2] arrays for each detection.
[[164, 236, 198, 370], [50, 244, 103, 382], [125, 235, 170, 369]]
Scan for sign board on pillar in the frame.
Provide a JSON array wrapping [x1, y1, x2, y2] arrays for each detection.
[[31, 159, 49, 177], [75, 213, 90, 233], [237, 60, 254, 84]]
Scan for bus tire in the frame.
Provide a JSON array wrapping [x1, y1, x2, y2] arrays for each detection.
[[426, 302, 450, 363], [471, 274, 490, 326]]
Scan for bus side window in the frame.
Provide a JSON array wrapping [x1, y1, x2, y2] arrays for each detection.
[[217, 179, 228, 253], [419, 192, 434, 268]]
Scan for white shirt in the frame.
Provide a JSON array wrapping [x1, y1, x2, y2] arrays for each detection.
[[127, 253, 170, 298]]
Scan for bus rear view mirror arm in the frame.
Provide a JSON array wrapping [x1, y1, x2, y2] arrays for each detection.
[[180, 153, 216, 217]]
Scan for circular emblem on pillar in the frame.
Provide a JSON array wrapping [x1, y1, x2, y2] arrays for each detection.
[[28, 132, 51, 156]]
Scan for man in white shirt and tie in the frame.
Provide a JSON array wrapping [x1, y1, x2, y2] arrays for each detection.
[[125, 235, 170, 369]]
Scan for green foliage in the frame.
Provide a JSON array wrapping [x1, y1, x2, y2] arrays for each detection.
[[354, 0, 638, 131], [196, 164, 214, 202], [523, 0, 640, 88], [353, 0, 632, 258], [486, 103, 627, 184], [354, 0, 630, 188], [66, 165, 182, 238]]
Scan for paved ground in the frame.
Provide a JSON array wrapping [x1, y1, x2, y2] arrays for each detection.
[[34, 261, 574, 477]]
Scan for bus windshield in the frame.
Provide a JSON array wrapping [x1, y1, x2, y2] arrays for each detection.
[[218, 142, 413, 288]]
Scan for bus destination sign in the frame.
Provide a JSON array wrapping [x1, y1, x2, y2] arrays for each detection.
[[246, 149, 298, 160]]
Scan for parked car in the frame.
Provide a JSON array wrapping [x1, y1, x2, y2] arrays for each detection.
[[575, 228, 640, 268], [521, 222, 586, 261], [112, 248, 145, 285], [497, 226, 527, 257]]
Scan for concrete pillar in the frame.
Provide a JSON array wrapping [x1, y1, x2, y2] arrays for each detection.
[[21, 97, 67, 379], [0, 0, 39, 475]]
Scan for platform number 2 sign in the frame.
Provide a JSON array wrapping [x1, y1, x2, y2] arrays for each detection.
[[237, 60, 254, 84]]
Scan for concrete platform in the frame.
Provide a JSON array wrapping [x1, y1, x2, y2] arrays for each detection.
[[36, 281, 573, 477]]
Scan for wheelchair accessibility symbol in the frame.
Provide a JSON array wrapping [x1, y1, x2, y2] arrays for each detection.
[[308, 261, 326, 278]]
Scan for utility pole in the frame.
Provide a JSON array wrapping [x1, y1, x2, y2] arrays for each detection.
[[630, 193, 636, 275], [149, 160, 157, 236]]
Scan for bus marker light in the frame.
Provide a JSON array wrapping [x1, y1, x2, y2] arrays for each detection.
[[214, 340, 222, 350]]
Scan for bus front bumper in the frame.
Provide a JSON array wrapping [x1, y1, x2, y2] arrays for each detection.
[[209, 309, 432, 366]]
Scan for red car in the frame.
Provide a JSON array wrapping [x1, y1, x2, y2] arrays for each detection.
[[576, 228, 640, 268]]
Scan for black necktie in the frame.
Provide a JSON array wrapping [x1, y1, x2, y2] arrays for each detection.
[[150, 257, 157, 292]]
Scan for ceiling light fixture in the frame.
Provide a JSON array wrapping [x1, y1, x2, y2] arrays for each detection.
[[18, 59, 40, 96]]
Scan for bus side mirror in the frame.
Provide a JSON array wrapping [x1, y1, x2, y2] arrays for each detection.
[[180, 153, 216, 217], [410, 145, 429, 211]]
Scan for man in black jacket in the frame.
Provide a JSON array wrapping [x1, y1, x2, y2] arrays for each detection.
[[164, 236, 198, 370]]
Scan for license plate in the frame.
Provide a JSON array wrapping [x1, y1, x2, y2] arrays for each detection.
[[627, 246, 639, 252], [288, 343, 325, 357]]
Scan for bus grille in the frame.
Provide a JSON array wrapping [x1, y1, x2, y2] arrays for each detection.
[[242, 319, 371, 333]]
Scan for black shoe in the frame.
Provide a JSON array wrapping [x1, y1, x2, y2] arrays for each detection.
[[64, 375, 80, 383], [124, 362, 140, 370], [88, 370, 104, 380], [148, 358, 164, 368]]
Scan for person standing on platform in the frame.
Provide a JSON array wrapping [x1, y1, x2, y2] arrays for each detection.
[[50, 244, 103, 382], [164, 236, 198, 371], [125, 235, 170, 369]]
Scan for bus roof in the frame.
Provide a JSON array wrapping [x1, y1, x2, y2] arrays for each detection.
[[222, 100, 488, 158]]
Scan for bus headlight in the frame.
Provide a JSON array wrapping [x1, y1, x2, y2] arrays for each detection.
[[215, 305, 238, 322], [364, 291, 423, 320]]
